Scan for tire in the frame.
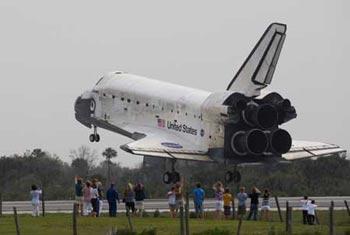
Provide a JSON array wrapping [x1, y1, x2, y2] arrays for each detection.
[[95, 134, 100, 142], [89, 134, 95, 142], [233, 171, 242, 183], [171, 171, 180, 184], [225, 171, 233, 183], [162, 172, 172, 184]]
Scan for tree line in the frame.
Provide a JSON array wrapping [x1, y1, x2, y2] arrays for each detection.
[[0, 146, 349, 201]]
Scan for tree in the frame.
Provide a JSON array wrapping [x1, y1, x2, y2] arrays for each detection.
[[69, 146, 98, 178], [102, 147, 117, 186]]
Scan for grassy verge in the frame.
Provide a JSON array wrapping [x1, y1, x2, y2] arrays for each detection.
[[0, 210, 349, 235]]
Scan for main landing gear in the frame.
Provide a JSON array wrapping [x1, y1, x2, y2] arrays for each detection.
[[162, 159, 180, 184], [225, 166, 241, 184], [89, 126, 100, 142]]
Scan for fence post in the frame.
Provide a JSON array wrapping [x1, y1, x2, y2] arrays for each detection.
[[41, 189, 45, 217], [179, 203, 185, 235], [287, 206, 292, 235], [185, 192, 189, 235], [125, 205, 134, 232], [73, 203, 78, 235], [232, 195, 235, 220], [285, 201, 289, 232], [274, 196, 283, 222], [315, 210, 320, 225], [0, 193, 2, 217], [13, 207, 20, 235], [345, 200, 350, 216], [329, 201, 334, 235], [236, 217, 243, 235]]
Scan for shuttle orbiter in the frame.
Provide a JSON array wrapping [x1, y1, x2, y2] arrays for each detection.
[[74, 23, 346, 184]]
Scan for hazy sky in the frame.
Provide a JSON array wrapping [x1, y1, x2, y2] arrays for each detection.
[[0, 0, 349, 167]]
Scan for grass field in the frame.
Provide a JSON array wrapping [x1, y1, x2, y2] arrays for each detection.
[[0, 211, 349, 235]]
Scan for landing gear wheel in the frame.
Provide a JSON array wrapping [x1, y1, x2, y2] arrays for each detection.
[[89, 134, 95, 142], [233, 171, 241, 183], [163, 171, 172, 184], [95, 134, 100, 142], [171, 171, 180, 184]]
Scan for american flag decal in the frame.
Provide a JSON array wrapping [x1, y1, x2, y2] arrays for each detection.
[[157, 118, 165, 128]]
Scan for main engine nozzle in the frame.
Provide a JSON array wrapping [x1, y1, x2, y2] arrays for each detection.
[[231, 129, 268, 156], [267, 129, 292, 154], [243, 104, 278, 129]]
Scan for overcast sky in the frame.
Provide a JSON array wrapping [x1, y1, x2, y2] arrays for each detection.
[[0, 0, 349, 167]]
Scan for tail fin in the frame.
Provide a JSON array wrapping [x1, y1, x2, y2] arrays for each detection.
[[227, 23, 287, 97]]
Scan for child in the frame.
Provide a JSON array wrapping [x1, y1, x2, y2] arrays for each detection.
[[223, 188, 232, 219], [307, 200, 317, 225], [30, 184, 42, 217], [168, 186, 177, 218], [261, 189, 271, 221], [213, 181, 224, 219], [300, 196, 310, 224]]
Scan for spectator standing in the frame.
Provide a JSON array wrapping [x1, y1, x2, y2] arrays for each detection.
[[83, 181, 92, 216], [75, 177, 84, 215], [30, 184, 42, 217], [213, 181, 224, 219], [193, 183, 205, 218], [307, 200, 317, 225], [90, 181, 100, 217], [300, 196, 311, 224], [168, 186, 177, 218], [174, 182, 183, 212], [236, 187, 248, 219], [134, 183, 146, 217], [106, 184, 119, 217], [261, 189, 271, 221], [124, 183, 136, 215], [223, 188, 233, 219], [247, 186, 261, 221], [97, 181, 104, 216]]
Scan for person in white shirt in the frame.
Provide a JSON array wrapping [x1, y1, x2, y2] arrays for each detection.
[[307, 200, 317, 225], [300, 196, 310, 224], [30, 184, 42, 217], [167, 186, 177, 218]]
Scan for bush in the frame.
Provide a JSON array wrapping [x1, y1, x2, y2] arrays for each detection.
[[153, 209, 160, 218], [189, 211, 197, 218], [139, 228, 157, 235], [142, 210, 150, 217], [193, 227, 230, 235]]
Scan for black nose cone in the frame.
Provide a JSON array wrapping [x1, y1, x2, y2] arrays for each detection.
[[74, 96, 93, 128]]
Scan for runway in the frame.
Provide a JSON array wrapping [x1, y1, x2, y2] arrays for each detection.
[[2, 196, 349, 214]]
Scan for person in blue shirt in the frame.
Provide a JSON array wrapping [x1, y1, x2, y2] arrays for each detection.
[[193, 183, 205, 218], [106, 184, 119, 217]]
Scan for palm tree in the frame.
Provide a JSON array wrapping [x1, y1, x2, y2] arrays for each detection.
[[102, 147, 117, 186]]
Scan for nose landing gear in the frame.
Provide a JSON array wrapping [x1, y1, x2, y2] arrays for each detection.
[[89, 126, 100, 142]]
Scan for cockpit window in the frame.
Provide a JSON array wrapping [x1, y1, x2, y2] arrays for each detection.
[[95, 77, 104, 85]]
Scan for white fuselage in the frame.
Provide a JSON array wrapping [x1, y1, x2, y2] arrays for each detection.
[[87, 72, 232, 152]]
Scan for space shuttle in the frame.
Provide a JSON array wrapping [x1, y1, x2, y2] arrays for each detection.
[[74, 23, 346, 184]]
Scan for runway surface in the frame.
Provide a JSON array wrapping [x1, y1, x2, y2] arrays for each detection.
[[2, 196, 349, 214]]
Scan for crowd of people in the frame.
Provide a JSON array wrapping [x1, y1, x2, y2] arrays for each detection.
[[74, 177, 146, 217], [29, 178, 317, 225]]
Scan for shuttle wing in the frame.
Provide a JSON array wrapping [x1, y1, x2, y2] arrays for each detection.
[[282, 140, 346, 161], [119, 126, 214, 162]]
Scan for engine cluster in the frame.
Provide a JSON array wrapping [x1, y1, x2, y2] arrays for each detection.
[[224, 92, 297, 158]]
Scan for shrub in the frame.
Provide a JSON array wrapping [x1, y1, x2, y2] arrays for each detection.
[[153, 209, 160, 218], [193, 227, 230, 235]]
